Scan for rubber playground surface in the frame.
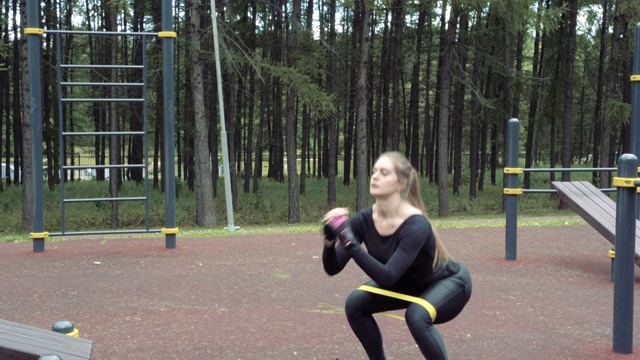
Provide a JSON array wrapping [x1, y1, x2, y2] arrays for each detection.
[[2, 224, 640, 359]]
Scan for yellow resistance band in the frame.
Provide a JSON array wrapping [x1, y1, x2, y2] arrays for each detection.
[[358, 285, 437, 322], [380, 312, 406, 321]]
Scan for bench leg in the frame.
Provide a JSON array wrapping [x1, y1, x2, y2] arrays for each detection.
[[609, 247, 615, 283]]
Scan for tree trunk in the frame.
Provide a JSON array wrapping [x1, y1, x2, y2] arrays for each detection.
[[297, 0, 313, 194], [376, 9, 390, 155], [592, 0, 609, 183], [130, 0, 145, 183], [524, 0, 545, 189], [234, 74, 244, 178], [224, 69, 239, 207], [561, 0, 578, 182], [187, 0, 216, 227], [468, 6, 483, 199], [244, 2, 257, 194], [62, 1, 75, 182], [601, 0, 623, 188], [0, 3, 4, 187], [452, 10, 468, 196], [42, 0, 56, 189], [433, 0, 448, 185], [20, 0, 32, 232], [512, 31, 524, 120], [13, 14, 21, 187], [355, 0, 371, 211], [183, 55, 195, 189], [326, 0, 337, 205], [300, 0, 312, 194], [343, 4, 358, 186], [436, 2, 458, 217], [85, 0, 101, 182], [253, 64, 269, 193], [150, 0, 163, 190], [106, 0, 120, 228], [501, 20, 511, 168], [422, 8, 434, 179], [286, 0, 301, 222], [481, 31, 494, 190], [408, 9, 426, 169], [390, 0, 403, 150], [268, 0, 284, 183]]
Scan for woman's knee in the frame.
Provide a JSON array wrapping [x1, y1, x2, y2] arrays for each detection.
[[345, 289, 367, 318], [405, 303, 433, 331]]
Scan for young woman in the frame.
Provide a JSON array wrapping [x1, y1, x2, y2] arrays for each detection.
[[322, 151, 472, 360]]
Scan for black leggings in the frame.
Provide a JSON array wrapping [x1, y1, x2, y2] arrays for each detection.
[[344, 264, 472, 360]]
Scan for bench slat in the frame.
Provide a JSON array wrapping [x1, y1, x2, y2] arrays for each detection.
[[0, 320, 92, 360], [553, 181, 617, 240], [551, 181, 640, 266]]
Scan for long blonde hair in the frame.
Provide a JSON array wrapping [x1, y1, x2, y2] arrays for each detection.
[[379, 151, 452, 268]]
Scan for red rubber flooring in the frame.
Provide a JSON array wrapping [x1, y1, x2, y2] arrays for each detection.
[[1, 224, 639, 359]]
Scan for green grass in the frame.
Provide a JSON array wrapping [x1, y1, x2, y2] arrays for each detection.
[[0, 171, 591, 243]]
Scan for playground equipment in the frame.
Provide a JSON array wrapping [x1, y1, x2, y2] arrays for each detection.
[[25, 0, 178, 250], [504, 127, 637, 354], [551, 180, 640, 266], [503, 22, 640, 355]]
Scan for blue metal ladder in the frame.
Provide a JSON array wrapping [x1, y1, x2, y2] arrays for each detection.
[[50, 30, 159, 237]]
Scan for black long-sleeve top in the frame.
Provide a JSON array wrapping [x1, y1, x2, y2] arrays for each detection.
[[322, 207, 457, 294]]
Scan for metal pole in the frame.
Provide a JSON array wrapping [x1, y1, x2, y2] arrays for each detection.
[[162, 0, 177, 248], [55, 33, 66, 234], [631, 24, 640, 219], [505, 118, 520, 260], [210, 0, 237, 231], [612, 153, 636, 354], [26, 0, 46, 252], [143, 34, 151, 231]]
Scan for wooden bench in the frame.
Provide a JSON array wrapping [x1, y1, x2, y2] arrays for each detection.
[[551, 181, 640, 267], [0, 319, 92, 360]]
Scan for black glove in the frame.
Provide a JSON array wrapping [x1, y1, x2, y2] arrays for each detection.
[[323, 215, 357, 250]]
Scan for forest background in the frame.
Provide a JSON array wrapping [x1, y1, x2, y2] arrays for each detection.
[[1, 0, 640, 235]]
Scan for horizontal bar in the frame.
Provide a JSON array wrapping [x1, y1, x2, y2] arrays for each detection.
[[63, 131, 145, 136], [523, 167, 617, 173], [63, 197, 147, 203], [522, 189, 557, 194], [63, 164, 146, 170], [522, 187, 615, 194], [46, 29, 158, 36], [62, 98, 144, 103], [61, 64, 144, 69], [48, 229, 162, 237], [61, 82, 144, 87]]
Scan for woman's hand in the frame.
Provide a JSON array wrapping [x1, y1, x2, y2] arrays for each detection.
[[322, 207, 349, 224], [322, 208, 349, 248]]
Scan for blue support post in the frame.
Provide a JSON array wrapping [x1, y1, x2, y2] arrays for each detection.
[[505, 119, 520, 260], [26, 0, 46, 252], [631, 23, 640, 219], [161, 0, 177, 248], [612, 154, 637, 354]]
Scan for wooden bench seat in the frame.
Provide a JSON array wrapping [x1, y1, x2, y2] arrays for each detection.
[[551, 181, 640, 267], [0, 319, 92, 360]]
